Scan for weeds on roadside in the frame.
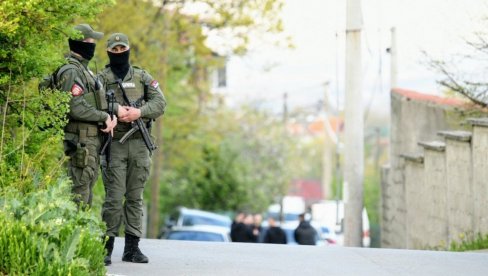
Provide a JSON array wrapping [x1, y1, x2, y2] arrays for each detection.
[[450, 232, 488, 252]]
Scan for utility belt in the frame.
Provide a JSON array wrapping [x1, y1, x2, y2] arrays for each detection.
[[64, 121, 101, 138], [64, 121, 101, 167]]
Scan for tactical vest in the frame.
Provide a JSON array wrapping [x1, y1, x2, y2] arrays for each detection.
[[63, 58, 107, 135], [101, 66, 149, 135], [60, 58, 107, 111]]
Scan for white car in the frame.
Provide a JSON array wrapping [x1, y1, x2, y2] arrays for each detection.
[[311, 200, 371, 247], [311, 221, 339, 246], [159, 207, 232, 238]]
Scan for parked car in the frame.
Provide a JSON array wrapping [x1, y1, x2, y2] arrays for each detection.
[[159, 207, 232, 238], [311, 221, 339, 245], [162, 225, 231, 242], [311, 200, 371, 247]]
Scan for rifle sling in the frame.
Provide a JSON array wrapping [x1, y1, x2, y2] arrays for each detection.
[[113, 130, 145, 140]]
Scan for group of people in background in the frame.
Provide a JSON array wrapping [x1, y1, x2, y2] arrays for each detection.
[[230, 212, 267, 243], [230, 212, 318, 245]]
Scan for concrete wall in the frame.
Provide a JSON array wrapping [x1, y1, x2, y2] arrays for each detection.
[[472, 124, 488, 235], [422, 144, 448, 249], [382, 89, 488, 249], [443, 133, 473, 245], [403, 156, 425, 249], [380, 165, 392, 248], [382, 90, 457, 249]]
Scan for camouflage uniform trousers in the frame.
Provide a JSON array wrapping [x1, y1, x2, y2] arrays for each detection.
[[101, 137, 151, 237], [64, 125, 101, 207]]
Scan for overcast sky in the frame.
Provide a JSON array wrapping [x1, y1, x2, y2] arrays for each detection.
[[219, 0, 488, 116]]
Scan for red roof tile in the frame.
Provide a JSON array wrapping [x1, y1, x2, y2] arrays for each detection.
[[393, 88, 466, 107]]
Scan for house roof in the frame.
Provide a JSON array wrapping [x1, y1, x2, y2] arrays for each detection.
[[308, 116, 342, 134], [287, 116, 343, 137], [392, 88, 467, 107]]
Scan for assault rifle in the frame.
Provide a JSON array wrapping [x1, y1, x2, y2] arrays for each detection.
[[115, 79, 157, 153], [100, 89, 116, 164]]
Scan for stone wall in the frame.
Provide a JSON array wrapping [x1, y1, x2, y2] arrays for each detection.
[[388, 123, 488, 249], [442, 132, 473, 245], [403, 155, 425, 249], [381, 89, 464, 249], [471, 121, 488, 235], [420, 142, 448, 249], [379, 88, 488, 249]]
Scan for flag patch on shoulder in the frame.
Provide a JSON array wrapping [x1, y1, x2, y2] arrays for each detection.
[[150, 80, 159, 89], [71, 84, 83, 96]]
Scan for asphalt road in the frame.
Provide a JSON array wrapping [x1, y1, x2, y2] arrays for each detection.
[[106, 238, 488, 276]]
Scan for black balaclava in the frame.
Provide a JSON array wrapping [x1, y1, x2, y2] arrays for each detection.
[[68, 38, 96, 61], [108, 49, 130, 80]]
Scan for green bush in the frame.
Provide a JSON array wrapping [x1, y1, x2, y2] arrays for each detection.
[[0, 86, 70, 192], [0, 180, 106, 275]]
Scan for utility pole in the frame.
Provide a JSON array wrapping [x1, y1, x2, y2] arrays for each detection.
[[385, 27, 397, 162], [390, 27, 398, 89], [279, 92, 288, 224], [344, 0, 364, 247], [322, 83, 333, 199]]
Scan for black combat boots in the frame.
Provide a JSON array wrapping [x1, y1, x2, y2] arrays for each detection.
[[122, 234, 149, 263], [104, 236, 115, 266]]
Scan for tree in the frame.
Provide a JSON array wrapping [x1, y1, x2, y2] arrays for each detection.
[[429, 26, 488, 107], [95, 0, 287, 237], [160, 106, 298, 214], [0, 0, 113, 191], [0, 0, 113, 274]]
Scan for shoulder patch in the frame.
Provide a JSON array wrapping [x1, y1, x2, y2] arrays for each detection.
[[71, 84, 84, 96], [150, 80, 159, 89]]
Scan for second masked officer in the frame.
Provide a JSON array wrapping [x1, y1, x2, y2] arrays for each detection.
[[98, 33, 166, 265]]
